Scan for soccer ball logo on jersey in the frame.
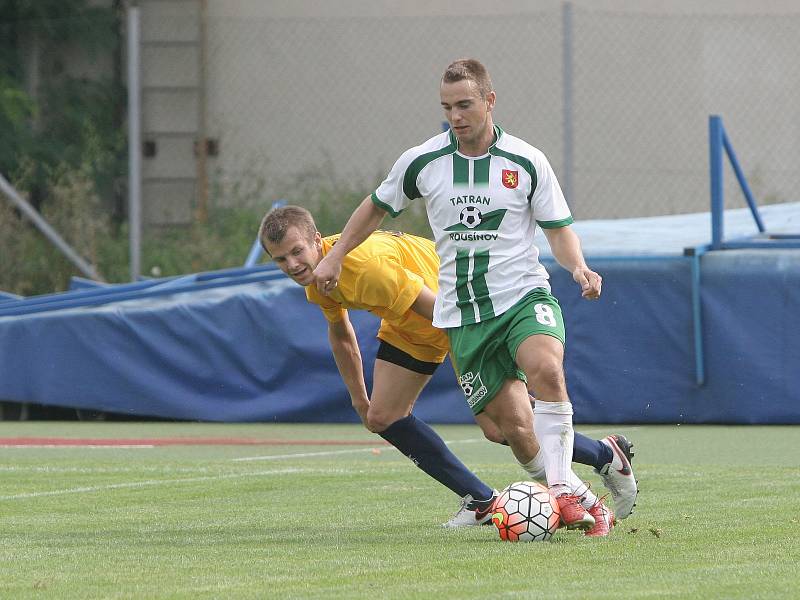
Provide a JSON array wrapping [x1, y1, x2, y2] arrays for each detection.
[[459, 206, 482, 229], [458, 371, 488, 408], [444, 205, 508, 241]]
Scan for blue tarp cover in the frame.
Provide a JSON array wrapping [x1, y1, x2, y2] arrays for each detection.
[[1, 203, 798, 423]]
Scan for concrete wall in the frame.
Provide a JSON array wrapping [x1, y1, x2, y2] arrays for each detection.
[[139, 0, 203, 225], [139, 0, 800, 222]]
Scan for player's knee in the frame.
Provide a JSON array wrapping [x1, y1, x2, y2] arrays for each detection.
[[365, 409, 393, 433], [526, 360, 565, 394], [483, 429, 507, 444], [478, 421, 506, 444], [501, 422, 534, 446]]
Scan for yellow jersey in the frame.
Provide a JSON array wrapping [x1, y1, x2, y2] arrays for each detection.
[[305, 231, 449, 363]]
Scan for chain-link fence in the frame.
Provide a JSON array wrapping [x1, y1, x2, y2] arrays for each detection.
[[6, 1, 800, 227], [143, 1, 792, 223], [569, 4, 800, 218]]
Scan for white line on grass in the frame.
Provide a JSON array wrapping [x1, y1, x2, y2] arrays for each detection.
[[0, 427, 632, 500], [229, 428, 625, 463], [231, 439, 494, 463], [0, 467, 307, 502], [232, 447, 386, 462]]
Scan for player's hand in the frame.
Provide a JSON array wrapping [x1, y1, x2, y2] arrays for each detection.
[[573, 267, 602, 300], [313, 253, 342, 296]]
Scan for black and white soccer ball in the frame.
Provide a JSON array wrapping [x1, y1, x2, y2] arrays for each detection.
[[459, 206, 483, 229], [491, 481, 561, 542]]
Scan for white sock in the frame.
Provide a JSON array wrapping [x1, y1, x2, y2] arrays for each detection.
[[519, 442, 598, 507], [570, 474, 598, 509], [518, 451, 546, 483], [532, 400, 575, 490], [518, 452, 596, 507]]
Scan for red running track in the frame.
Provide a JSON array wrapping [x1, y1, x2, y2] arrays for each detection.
[[0, 437, 390, 447]]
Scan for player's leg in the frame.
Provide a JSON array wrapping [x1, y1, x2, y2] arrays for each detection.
[[514, 333, 595, 530], [445, 309, 582, 527], [517, 394, 637, 519], [473, 413, 508, 444], [469, 324, 627, 533], [475, 379, 600, 523], [497, 289, 599, 530], [445, 309, 593, 530], [369, 343, 496, 526], [594, 434, 638, 519], [477, 378, 539, 464], [364, 359, 427, 432], [478, 393, 627, 475]]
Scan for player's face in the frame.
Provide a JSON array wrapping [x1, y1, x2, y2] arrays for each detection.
[[264, 226, 322, 286], [440, 79, 495, 154]]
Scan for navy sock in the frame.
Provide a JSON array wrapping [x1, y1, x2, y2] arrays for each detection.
[[379, 414, 494, 500], [572, 432, 613, 470]]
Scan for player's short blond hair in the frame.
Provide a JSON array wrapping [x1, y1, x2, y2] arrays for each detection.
[[441, 58, 493, 100], [259, 205, 318, 255]]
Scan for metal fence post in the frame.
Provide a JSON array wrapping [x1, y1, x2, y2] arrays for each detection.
[[562, 1, 574, 209], [127, 2, 142, 281], [709, 115, 724, 250]]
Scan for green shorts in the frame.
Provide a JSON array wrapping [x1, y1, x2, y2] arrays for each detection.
[[446, 288, 566, 415]]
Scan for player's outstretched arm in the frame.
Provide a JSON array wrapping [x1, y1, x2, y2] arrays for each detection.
[[313, 195, 387, 295], [327, 315, 370, 424], [543, 225, 602, 300]]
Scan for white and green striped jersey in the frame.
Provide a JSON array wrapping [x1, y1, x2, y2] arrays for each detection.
[[372, 125, 573, 328]]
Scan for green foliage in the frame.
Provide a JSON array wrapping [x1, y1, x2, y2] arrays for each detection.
[[1, 423, 799, 599], [212, 156, 434, 241], [0, 197, 268, 295], [0, 0, 124, 213], [135, 206, 270, 279], [0, 76, 35, 176], [0, 161, 111, 295], [0, 156, 433, 296]]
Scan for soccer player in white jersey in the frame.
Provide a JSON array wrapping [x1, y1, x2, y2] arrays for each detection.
[[261, 207, 637, 534], [314, 59, 613, 533]]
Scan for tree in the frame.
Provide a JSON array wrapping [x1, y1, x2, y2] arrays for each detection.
[[0, 0, 125, 216]]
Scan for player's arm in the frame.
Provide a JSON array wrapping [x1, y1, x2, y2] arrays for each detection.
[[409, 285, 436, 322], [542, 226, 602, 300], [313, 196, 387, 295], [327, 314, 370, 424]]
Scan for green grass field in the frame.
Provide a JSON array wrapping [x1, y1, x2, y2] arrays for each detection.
[[2, 422, 799, 599]]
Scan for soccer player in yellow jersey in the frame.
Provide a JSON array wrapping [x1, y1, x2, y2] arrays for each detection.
[[259, 205, 637, 531]]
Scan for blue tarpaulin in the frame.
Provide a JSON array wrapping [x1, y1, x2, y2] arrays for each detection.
[[1, 203, 798, 423]]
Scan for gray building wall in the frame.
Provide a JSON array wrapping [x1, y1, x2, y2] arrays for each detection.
[[138, 0, 800, 223], [139, 0, 203, 224]]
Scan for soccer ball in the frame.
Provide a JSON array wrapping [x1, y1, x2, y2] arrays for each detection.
[[491, 481, 561, 542], [459, 206, 483, 229]]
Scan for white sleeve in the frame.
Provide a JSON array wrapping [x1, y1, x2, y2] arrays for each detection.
[[371, 148, 419, 218], [530, 151, 572, 227]]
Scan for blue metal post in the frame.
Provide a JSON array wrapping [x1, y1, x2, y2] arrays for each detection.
[[690, 251, 705, 386], [721, 129, 766, 233], [244, 238, 264, 268], [709, 116, 724, 250]]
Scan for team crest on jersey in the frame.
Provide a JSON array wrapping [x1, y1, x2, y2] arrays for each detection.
[[458, 371, 488, 408], [502, 169, 518, 189]]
